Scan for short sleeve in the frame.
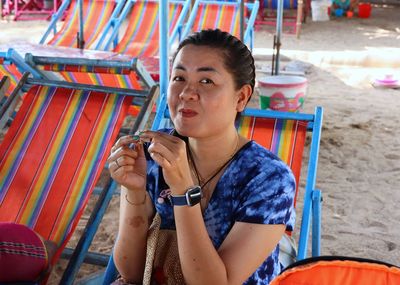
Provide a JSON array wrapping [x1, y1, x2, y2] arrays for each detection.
[[234, 158, 296, 227]]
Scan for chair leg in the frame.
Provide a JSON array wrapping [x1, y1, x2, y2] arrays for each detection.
[[296, 0, 303, 38], [103, 252, 119, 284], [60, 179, 117, 285], [312, 189, 322, 257]]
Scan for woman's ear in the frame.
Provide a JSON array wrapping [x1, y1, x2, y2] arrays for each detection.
[[236, 84, 253, 112]]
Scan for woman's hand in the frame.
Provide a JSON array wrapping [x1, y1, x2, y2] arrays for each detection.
[[140, 131, 194, 195], [107, 135, 147, 191]]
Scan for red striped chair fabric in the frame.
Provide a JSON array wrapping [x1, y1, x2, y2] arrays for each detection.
[[0, 84, 131, 264]]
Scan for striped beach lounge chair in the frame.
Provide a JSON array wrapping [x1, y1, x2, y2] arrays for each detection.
[[40, 0, 126, 49], [181, 0, 260, 50], [0, 77, 158, 284], [236, 107, 323, 263]]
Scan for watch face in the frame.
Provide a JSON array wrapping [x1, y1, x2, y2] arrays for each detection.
[[187, 186, 202, 206]]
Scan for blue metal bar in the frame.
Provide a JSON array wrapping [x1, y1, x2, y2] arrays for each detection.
[[181, 0, 200, 40], [27, 54, 138, 69], [101, 0, 135, 50], [155, 0, 169, 131], [242, 107, 315, 121], [103, 252, 118, 284], [244, 1, 259, 47], [312, 189, 322, 256], [60, 180, 118, 284], [94, 0, 127, 50], [78, 0, 85, 49], [275, 0, 283, 75], [297, 106, 323, 260], [169, 0, 191, 45], [39, 0, 71, 44], [6, 49, 45, 79]]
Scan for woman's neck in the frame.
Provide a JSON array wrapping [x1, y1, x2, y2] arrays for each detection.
[[187, 127, 240, 166]]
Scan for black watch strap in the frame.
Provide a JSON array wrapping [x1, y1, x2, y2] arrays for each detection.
[[169, 186, 202, 206]]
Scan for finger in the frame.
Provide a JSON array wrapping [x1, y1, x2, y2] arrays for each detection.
[[108, 145, 140, 164], [149, 151, 172, 169], [111, 135, 141, 154], [140, 130, 180, 145], [110, 165, 135, 180], [148, 140, 183, 166]]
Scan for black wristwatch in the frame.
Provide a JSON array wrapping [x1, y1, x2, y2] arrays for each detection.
[[169, 186, 202, 207]]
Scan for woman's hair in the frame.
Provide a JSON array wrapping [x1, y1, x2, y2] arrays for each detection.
[[172, 29, 255, 96]]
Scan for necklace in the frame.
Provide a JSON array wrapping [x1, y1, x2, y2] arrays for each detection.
[[187, 134, 239, 190]]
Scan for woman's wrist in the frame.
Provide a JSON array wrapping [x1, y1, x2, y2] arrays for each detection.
[[122, 187, 148, 206]]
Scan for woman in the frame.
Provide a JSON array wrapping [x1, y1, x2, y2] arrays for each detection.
[[108, 29, 296, 284]]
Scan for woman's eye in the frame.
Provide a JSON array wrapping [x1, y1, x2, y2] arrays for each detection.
[[200, 78, 213, 84], [172, 76, 184, 82]]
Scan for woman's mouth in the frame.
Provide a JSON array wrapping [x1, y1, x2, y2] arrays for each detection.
[[179, 108, 198, 118]]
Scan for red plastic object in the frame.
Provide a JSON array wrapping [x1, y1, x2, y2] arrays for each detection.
[[358, 3, 371, 18]]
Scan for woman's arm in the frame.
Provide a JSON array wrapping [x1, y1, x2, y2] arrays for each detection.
[[174, 204, 285, 285], [113, 187, 154, 282], [108, 136, 155, 282]]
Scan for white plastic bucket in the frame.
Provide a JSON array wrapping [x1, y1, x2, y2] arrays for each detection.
[[311, 0, 331, 21], [258, 75, 307, 112]]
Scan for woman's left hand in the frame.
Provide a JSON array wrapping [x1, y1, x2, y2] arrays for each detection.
[[140, 130, 195, 195]]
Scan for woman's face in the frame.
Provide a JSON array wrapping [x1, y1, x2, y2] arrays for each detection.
[[168, 45, 249, 138]]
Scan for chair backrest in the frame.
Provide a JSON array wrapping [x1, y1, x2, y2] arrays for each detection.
[[270, 256, 400, 285], [109, 0, 188, 57], [0, 78, 147, 264], [181, 0, 259, 48], [236, 114, 307, 206], [41, 0, 123, 49], [152, 105, 323, 261], [239, 107, 323, 261]]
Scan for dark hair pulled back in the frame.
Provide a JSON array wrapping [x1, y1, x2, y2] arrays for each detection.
[[172, 29, 255, 97]]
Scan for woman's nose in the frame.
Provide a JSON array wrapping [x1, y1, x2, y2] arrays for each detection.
[[179, 84, 199, 100]]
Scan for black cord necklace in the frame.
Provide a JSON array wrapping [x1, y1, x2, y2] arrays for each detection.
[[187, 136, 239, 190]]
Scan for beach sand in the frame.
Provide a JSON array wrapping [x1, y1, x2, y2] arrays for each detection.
[[1, 4, 400, 283]]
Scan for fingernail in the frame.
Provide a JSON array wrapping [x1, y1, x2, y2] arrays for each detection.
[[131, 135, 140, 141], [139, 130, 147, 135]]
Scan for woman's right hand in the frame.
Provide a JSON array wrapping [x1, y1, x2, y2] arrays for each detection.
[[107, 135, 147, 191]]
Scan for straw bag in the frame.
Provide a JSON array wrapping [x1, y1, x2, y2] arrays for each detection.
[[143, 213, 185, 285]]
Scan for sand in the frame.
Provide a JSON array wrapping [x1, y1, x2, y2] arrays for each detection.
[[1, 3, 400, 283]]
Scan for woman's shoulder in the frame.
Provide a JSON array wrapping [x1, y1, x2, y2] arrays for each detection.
[[237, 140, 291, 171]]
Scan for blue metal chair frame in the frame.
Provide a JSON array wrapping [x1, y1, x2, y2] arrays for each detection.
[[0, 49, 47, 79], [181, 0, 259, 50]]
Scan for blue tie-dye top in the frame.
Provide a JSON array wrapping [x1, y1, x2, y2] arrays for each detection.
[[144, 130, 296, 284]]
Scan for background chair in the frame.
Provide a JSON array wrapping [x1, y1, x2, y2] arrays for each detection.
[[0, 76, 158, 284], [270, 256, 400, 285], [40, 0, 126, 49], [181, 0, 259, 50], [255, 0, 305, 38]]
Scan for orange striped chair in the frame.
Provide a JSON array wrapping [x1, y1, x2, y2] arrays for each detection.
[[0, 77, 157, 283], [40, 0, 125, 49], [236, 107, 323, 261], [181, 0, 259, 49]]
